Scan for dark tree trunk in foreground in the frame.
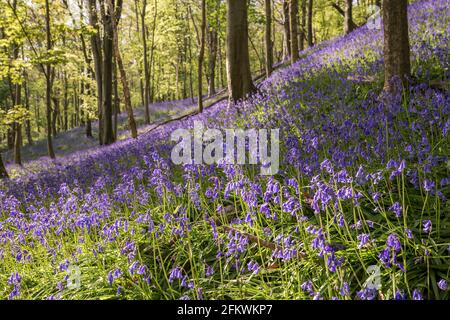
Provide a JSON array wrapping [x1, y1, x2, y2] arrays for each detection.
[[282, 0, 291, 60], [226, 0, 256, 104], [344, 0, 354, 34], [45, 0, 55, 159], [198, 0, 206, 112], [307, 0, 313, 47], [109, 0, 138, 139], [102, 0, 115, 145], [0, 154, 8, 179], [383, 0, 411, 92], [289, 0, 299, 64], [265, 0, 273, 76]]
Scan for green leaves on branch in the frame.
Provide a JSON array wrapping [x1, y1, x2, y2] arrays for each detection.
[[0, 105, 30, 127]]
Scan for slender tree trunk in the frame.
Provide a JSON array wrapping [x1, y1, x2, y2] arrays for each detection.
[[24, 71, 33, 145], [7, 128, 14, 150], [265, 0, 273, 76], [218, 36, 225, 89], [290, 0, 299, 64], [344, 0, 354, 34], [307, 0, 313, 47], [207, 6, 218, 97], [383, 0, 411, 92], [12, 64, 21, 166], [63, 73, 69, 131], [88, 0, 104, 145], [109, 0, 138, 139], [282, 0, 291, 61], [0, 154, 8, 179], [141, 0, 151, 124], [102, 0, 115, 145], [148, 0, 158, 103], [198, 0, 206, 112], [300, 0, 306, 51], [13, 123, 21, 166], [113, 58, 119, 140], [52, 96, 59, 137], [226, 0, 256, 105], [45, 0, 55, 159]]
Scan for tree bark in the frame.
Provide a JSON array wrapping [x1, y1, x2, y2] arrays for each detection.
[[331, 2, 357, 32], [226, 0, 256, 105], [289, 0, 299, 64], [45, 0, 55, 159], [344, 0, 354, 34], [207, 1, 219, 97], [300, 0, 306, 51], [265, 0, 273, 76], [198, 0, 206, 112], [282, 0, 291, 61], [24, 71, 33, 145], [101, 0, 115, 145], [87, 0, 104, 145], [383, 0, 411, 92], [109, 0, 138, 139], [0, 154, 8, 179], [307, 0, 313, 47], [141, 0, 151, 124]]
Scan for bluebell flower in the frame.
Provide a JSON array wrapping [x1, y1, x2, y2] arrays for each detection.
[[357, 234, 370, 249], [437, 279, 447, 291], [389, 202, 402, 218], [423, 179, 435, 192], [386, 234, 401, 252], [247, 260, 260, 274], [412, 289, 423, 300], [423, 220, 432, 234]]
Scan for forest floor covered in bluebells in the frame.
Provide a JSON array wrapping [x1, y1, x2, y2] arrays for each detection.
[[1, 0, 449, 300], [1, 97, 199, 167]]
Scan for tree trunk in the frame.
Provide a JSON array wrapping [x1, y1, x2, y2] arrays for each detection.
[[198, 0, 206, 112], [141, 0, 151, 124], [0, 154, 8, 179], [12, 58, 21, 166], [282, 0, 291, 61], [24, 77, 33, 145], [331, 2, 357, 32], [45, 0, 55, 159], [63, 73, 69, 131], [207, 5, 218, 97], [307, 0, 313, 47], [52, 96, 59, 137], [300, 0, 306, 51], [102, 0, 115, 145], [113, 58, 119, 140], [109, 0, 138, 139], [226, 0, 256, 105], [148, 0, 158, 103], [88, 0, 104, 145], [265, 0, 273, 76], [383, 0, 411, 92], [13, 123, 22, 166], [344, 0, 354, 34], [290, 0, 299, 64]]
